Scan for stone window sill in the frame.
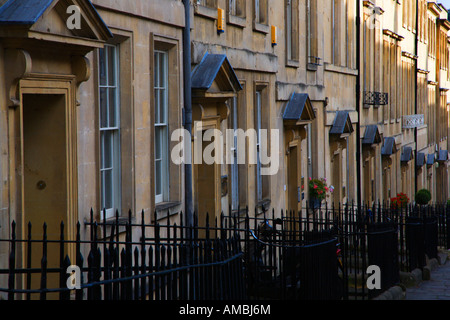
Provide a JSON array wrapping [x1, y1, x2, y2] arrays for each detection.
[[253, 22, 269, 34], [228, 15, 246, 28], [194, 5, 217, 20], [286, 59, 300, 68], [154, 201, 182, 221]]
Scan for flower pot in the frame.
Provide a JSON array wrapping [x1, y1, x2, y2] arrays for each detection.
[[310, 198, 322, 210]]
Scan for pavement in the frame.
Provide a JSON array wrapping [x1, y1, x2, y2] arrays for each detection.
[[405, 254, 450, 300]]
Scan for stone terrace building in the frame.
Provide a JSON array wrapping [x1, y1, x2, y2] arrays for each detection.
[[362, 0, 450, 205], [0, 0, 187, 292], [190, 0, 359, 220]]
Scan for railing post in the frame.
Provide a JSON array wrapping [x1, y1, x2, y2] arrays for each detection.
[[103, 208, 111, 300], [155, 222, 161, 300], [120, 248, 127, 300], [75, 222, 84, 301], [125, 219, 133, 299], [8, 221, 16, 301], [134, 247, 140, 300], [40, 223, 48, 301], [171, 224, 178, 300], [26, 222, 32, 300], [103, 242, 112, 300], [109, 222, 119, 300], [140, 209, 147, 301], [148, 246, 154, 301], [59, 221, 66, 300], [61, 256, 71, 300], [87, 251, 95, 300]]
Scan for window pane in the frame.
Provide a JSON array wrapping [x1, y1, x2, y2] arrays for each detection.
[[100, 87, 108, 128], [154, 52, 160, 87], [102, 170, 113, 210], [100, 133, 105, 169], [102, 131, 113, 169], [107, 46, 116, 86], [155, 128, 162, 160], [160, 89, 167, 124], [155, 159, 162, 196], [230, 0, 236, 15], [109, 88, 117, 127], [159, 53, 166, 88], [101, 171, 105, 209], [155, 88, 160, 124], [99, 48, 107, 86]]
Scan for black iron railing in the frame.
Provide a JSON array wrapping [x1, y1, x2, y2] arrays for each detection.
[[0, 203, 448, 300]]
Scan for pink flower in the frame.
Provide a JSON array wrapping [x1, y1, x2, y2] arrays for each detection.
[[309, 177, 312, 181], [314, 185, 318, 189]]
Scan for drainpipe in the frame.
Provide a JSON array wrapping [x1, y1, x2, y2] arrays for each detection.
[[414, 0, 419, 198], [308, 124, 312, 179], [356, 0, 362, 206], [183, 0, 194, 229]]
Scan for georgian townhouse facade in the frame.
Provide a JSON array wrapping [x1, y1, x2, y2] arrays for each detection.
[[1, 0, 450, 296], [190, 0, 359, 219], [360, 0, 450, 205], [0, 0, 187, 293], [0, 0, 115, 289]]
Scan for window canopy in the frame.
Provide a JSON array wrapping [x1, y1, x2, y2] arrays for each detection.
[[427, 154, 436, 166], [401, 147, 413, 163], [437, 150, 449, 163], [282, 93, 316, 126], [416, 152, 425, 168], [329, 111, 354, 138], [362, 125, 382, 146], [191, 52, 242, 101], [381, 137, 397, 156]]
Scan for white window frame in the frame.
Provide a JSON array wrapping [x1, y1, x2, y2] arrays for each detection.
[[99, 44, 121, 220], [154, 50, 170, 204]]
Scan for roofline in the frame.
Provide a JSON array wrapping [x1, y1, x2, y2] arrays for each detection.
[[0, 0, 53, 25], [438, 18, 450, 30], [428, 2, 443, 16], [438, 2, 448, 12], [191, 52, 242, 91], [0, 0, 112, 39]]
